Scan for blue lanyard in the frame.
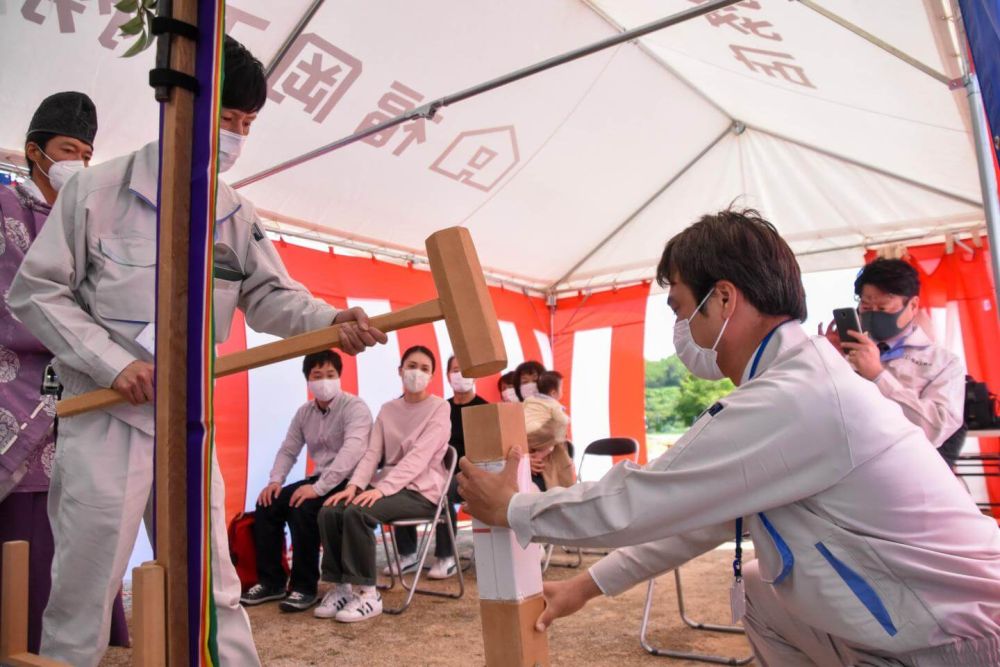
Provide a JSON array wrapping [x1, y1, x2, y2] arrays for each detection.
[[733, 319, 794, 580], [747, 320, 791, 380]]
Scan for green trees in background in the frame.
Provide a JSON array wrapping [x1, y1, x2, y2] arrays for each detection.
[[645, 355, 734, 432]]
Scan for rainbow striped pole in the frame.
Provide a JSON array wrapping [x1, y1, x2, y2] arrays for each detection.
[[152, 0, 225, 664]]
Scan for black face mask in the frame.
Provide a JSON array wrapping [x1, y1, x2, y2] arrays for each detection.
[[860, 306, 907, 342]]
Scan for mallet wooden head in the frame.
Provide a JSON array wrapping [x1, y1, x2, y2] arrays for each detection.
[[425, 227, 507, 378]]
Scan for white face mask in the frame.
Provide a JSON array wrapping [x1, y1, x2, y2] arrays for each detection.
[[673, 287, 730, 381], [519, 381, 539, 399], [308, 378, 341, 402], [501, 387, 518, 403], [35, 147, 85, 192], [449, 372, 475, 393], [402, 368, 431, 393], [218, 129, 245, 173]]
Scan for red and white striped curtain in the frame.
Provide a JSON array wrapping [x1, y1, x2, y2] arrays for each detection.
[[212, 240, 651, 521], [214, 241, 546, 521]]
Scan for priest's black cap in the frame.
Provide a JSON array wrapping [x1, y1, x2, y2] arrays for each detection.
[[28, 92, 98, 147]]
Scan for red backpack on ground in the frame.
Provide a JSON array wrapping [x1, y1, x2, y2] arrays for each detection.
[[227, 511, 289, 592]]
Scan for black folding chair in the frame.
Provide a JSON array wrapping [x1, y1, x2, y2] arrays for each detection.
[[577, 437, 640, 478], [379, 446, 465, 614]]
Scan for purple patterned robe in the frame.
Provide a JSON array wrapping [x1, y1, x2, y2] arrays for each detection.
[[0, 181, 55, 496], [0, 180, 130, 651]]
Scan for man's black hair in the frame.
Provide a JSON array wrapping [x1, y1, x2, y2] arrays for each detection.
[[657, 208, 807, 321], [222, 35, 268, 113], [24, 131, 57, 178], [854, 258, 920, 299], [302, 350, 343, 378]]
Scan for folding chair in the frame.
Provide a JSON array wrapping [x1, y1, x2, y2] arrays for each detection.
[[379, 445, 465, 614], [543, 437, 639, 571], [639, 569, 754, 665]]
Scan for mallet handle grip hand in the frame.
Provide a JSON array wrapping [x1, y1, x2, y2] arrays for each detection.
[[56, 299, 444, 417]]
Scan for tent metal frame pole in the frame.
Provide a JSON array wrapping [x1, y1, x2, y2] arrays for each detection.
[[794, 0, 952, 86], [578, 0, 735, 121], [232, 0, 742, 190], [963, 72, 1000, 310], [951, 0, 1000, 311], [548, 123, 732, 290], [748, 124, 983, 208], [263, 0, 326, 78]]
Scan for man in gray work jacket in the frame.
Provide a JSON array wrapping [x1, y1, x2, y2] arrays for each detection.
[[9, 37, 385, 667]]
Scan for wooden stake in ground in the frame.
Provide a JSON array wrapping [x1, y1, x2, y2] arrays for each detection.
[[0, 541, 68, 666], [464, 404, 550, 667], [132, 561, 167, 667]]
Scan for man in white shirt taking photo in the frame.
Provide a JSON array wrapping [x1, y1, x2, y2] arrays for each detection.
[[822, 258, 966, 466]]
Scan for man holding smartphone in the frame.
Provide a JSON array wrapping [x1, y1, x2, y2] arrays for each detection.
[[821, 259, 965, 455]]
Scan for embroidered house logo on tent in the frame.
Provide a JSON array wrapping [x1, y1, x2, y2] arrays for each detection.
[[430, 126, 519, 192]]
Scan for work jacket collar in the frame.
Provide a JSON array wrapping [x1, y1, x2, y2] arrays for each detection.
[[128, 141, 241, 223], [740, 321, 809, 384]]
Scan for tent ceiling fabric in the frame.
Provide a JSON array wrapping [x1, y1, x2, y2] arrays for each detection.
[[0, 0, 983, 291]]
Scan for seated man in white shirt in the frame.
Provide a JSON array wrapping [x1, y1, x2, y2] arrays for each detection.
[[822, 259, 966, 465], [241, 350, 373, 612]]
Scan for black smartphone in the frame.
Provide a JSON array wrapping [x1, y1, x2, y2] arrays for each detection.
[[832, 307, 862, 344]]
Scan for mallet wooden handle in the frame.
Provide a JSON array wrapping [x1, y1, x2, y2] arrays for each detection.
[[56, 299, 444, 417]]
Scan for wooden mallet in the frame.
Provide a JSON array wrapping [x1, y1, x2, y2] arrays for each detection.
[[56, 226, 507, 417]]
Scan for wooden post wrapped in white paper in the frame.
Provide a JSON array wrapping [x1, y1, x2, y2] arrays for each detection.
[[463, 403, 550, 667]]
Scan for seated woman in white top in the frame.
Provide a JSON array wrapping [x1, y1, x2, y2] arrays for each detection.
[[314, 345, 451, 622]]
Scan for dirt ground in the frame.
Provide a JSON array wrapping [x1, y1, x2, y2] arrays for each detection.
[[99, 544, 755, 667]]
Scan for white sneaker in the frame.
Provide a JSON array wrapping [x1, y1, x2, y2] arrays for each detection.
[[313, 585, 353, 619], [427, 556, 457, 580], [381, 552, 420, 576], [334, 592, 383, 623]]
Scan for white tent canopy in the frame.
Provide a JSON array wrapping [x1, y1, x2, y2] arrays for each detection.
[[0, 0, 984, 292]]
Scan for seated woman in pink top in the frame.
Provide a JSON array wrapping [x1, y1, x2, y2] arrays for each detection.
[[314, 345, 450, 623]]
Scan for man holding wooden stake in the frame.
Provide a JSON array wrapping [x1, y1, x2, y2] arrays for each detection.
[[459, 209, 1000, 666], [8, 37, 385, 667]]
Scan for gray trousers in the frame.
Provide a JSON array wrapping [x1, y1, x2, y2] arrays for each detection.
[[40, 409, 259, 667], [743, 559, 1000, 666], [318, 488, 436, 586]]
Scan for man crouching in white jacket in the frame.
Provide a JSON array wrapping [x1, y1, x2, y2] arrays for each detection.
[[459, 208, 1000, 666]]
